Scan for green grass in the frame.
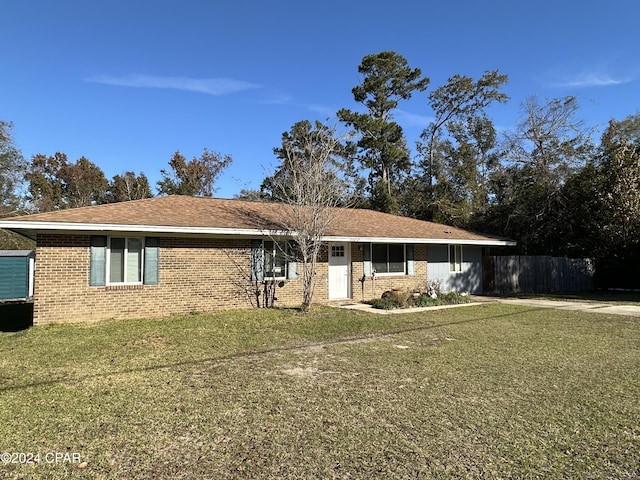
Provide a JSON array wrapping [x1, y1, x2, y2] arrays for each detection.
[[1, 304, 639, 479]]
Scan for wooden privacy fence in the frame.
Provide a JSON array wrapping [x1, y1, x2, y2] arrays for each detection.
[[483, 256, 594, 294]]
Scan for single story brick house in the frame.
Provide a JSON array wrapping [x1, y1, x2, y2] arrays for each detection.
[[0, 196, 514, 324]]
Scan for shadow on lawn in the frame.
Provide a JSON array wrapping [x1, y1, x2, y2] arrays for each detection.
[[0, 302, 34, 332]]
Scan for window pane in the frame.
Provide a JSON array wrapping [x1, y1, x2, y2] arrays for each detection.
[[273, 241, 286, 277], [388, 244, 405, 273], [449, 245, 455, 272], [449, 244, 462, 272], [126, 238, 142, 283], [264, 241, 287, 278], [372, 244, 388, 274], [110, 238, 125, 283], [264, 241, 275, 277]]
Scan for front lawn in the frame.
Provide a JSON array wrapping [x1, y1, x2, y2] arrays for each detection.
[[1, 304, 638, 479]]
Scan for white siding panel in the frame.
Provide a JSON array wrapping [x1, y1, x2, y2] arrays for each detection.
[[427, 245, 483, 294]]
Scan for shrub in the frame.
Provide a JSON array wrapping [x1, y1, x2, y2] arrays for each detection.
[[412, 294, 440, 307], [439, 292, 471, 305], [366, 291, 471, 310], [365, 297, 403, 310]]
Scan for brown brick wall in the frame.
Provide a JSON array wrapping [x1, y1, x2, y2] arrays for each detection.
[[33, 235, 428, 324], [350, 243, 428, 302], [34, 234, 333, 324]]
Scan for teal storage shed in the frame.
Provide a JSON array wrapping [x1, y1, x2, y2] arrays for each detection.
[[0, 250, 35, 301]]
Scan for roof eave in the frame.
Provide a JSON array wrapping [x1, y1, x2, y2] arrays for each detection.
[[0, 221, 282, 238], [0, 221, 516, 246], [322, 235, 516, 246]]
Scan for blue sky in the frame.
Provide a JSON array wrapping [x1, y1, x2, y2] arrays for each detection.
[[3, 0, 639, 199]]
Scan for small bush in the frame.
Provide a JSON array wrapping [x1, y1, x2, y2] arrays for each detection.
[[439, 292, 471, 305], [367, 291, 471, 309], [365, 297, 403, 310], [412, 294, 440, 307]]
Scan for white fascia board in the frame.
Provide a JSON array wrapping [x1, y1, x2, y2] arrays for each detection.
[[0, 221, 284, 237], [322, 235, 516, 247], [0, 221, 516, 246]]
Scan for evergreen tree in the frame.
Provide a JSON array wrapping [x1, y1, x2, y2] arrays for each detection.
[[413, 71, 508, 223], [337, 51, 429, 213]]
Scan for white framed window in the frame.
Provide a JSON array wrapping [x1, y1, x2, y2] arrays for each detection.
[[372, 243, 405, 275], [263, 240, 288, 279], [107, 237, 144, 284], [449, 244, 463, 273], [250, 239, 298, 282], [331, 245, 345, 257], [90, 236, 159, 287]]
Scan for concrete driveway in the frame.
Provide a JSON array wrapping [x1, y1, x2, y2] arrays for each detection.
[[494, 298, 640, 317], [335, 301, 485, 315], [333, 297, 640, 317]]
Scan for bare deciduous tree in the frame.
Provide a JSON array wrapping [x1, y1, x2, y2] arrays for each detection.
[[270, 120, 352, 311], [107, 171, 153, 202], [225, 248, 279, 309]]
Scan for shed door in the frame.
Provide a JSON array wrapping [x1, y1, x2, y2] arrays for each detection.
[[328, 242, 350, 300], [0, 256, 29, 300]]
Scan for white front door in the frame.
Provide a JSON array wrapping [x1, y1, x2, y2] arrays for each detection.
[[328, 242, 350, 300]]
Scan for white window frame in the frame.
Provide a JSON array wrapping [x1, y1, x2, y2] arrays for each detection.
[[106, 236, 145, 285], [371, 243, 406, 276], [263, 240, 288, 280], [449, 244, 463, 273]]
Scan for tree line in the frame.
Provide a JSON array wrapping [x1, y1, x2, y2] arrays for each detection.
[[4, 148, 231, 212], [2, 50, 640, 287], [254, 51, 640, 288], [0, 129, 232, 247]]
